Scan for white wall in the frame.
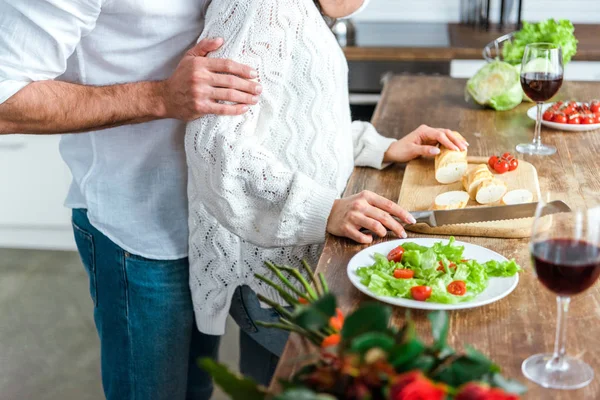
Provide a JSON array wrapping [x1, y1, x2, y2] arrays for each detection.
[[356, 0, 600, 23]]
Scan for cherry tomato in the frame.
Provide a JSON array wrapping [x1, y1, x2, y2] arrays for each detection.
[[591, 101, 600, 114], [553, 113, 568, 124], [543, 110, 555, 121], [411, 286, 432, 301], [568, 114, 581, 124], [501, 152, 513, 160], [447, 280, 467, 296], [582, 114, 596, 125], [595, 113, 600, 124], [494, 159, 509, 174], [393, 268, 414, 279], [551, 101, 563, 110], [488, 155, 499, 169], [387, 246, 405, 263], [508, 158, 518, 171]]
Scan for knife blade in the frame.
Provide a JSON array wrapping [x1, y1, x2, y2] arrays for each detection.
[[410, 200, 571, 227], [360, 200, 571, 233]]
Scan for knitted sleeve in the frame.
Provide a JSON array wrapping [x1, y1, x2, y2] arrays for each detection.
[[351, 121, 397, 170], [186, 0, 338, 248]]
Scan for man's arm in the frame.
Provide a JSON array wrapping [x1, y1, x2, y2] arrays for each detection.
[[317, 0, 369, 18], [0, 39, 262, 135], [0, 1, 261, 135]]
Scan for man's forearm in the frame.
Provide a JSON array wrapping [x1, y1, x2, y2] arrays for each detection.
[[0, 80, 166, 135], [318, 0, 365, 18]]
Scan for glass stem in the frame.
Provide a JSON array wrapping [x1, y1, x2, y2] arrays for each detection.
[[547, 296, 570, 371], [533, 102, 543, 148]]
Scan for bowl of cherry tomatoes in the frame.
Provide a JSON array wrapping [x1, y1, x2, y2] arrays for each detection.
[[528, 100, 600, 132]]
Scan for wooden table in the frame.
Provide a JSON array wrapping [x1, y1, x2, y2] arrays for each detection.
[[271, 76, 600, 399]]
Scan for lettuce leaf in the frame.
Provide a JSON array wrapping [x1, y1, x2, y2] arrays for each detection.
[[503, 19, 578, 65]]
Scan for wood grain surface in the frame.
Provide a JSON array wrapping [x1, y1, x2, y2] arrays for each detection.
[[271, 76, 600, 399], [399, 156, 541, 238], [344, 23, 600, 62]]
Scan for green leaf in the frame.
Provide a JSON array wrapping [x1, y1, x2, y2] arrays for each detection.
[[465, 345, 500, 373], [491, 373, 528, 395], [402, 354, 436, 373], [199, 358, 266, 400], [350, 332, 395, 354], [428, 310, 449, 351], [274, 388, 336, 400], [431, 350, 499, 388], [341, 302, 391, 340], [292, 292, 336, 331], [389, 338, 426, 369]]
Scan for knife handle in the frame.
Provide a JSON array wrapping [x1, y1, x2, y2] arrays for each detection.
[[410, 211, 435, 227]]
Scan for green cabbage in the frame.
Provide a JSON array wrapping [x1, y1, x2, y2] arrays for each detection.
[[355, 237, 521, 304], [466, 61, 523, 111], [503, 19, 578, 66]]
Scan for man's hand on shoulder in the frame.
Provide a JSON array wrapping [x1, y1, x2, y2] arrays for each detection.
[[158, 38, 262, 121]]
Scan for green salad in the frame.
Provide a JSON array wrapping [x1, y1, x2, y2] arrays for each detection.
[[356, 237, 521, 304]]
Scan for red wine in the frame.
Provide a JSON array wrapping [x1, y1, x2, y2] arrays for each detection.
[[532, 239, 600, 296], [520, 72, 563, 102]]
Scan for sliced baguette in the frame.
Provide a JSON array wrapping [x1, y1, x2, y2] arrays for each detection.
[[434, 132, 468, 184], [501, 189, 534, 205], [475, 178, 507, 205], [433, 191, 470, 210], [463, 164, 494, 199]]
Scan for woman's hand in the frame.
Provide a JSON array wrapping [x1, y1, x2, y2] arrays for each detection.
[[383, 125, 469, 164], [326, 191, 416, 244]]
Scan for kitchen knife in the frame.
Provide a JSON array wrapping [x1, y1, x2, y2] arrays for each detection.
[[409, 200, 571, 227], [360, 201, 571, 233]]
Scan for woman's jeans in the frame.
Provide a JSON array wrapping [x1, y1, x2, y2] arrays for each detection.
[[72, 209, 288, 400]]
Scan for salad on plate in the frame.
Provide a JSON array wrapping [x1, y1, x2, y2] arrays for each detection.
[[356, 237, 521, 304]]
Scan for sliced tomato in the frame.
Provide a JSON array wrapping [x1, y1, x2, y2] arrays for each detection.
[[393, 268, 414, 279], [494, 159, 509, 174], [488, 155, 499, 169], [437, 261, 457, 272], [552, 113, 567, 124], [387, 246, 405, 263], [411, 286, 432, 301], [447, 280, 467, 296], [460, 259, 469, 263], [508, 158, 518, 171]]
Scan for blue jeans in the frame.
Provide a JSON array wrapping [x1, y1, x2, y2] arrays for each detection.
[[72, 209, 288, 399]]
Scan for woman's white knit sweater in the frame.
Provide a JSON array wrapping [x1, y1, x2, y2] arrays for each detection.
[[185, 0, 396, 335]]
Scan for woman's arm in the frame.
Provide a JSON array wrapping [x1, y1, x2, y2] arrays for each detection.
[[318, 0, 369, 18]]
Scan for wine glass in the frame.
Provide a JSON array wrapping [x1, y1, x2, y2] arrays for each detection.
[[517, 43, 564, 156], [522, 200, 600, 389]]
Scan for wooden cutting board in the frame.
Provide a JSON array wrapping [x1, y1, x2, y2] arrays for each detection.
[[398, 156, 541, 238]]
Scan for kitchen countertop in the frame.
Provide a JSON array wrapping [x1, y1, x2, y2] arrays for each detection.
[[270, 75, 600, 399], [343, 23, 600, 61]]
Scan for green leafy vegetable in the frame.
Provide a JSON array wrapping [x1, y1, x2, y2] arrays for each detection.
[[355, 237, 521, 304], [503, 19, 578, 65], [466, 61, 523, 111]]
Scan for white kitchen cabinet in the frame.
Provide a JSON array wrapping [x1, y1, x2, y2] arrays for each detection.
[[451, 60, 600, 81], [0, 135, 76, 250]]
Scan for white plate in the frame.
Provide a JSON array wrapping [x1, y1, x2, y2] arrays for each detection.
[[527, 103, 600, 132], [347, 238, 519, 311]]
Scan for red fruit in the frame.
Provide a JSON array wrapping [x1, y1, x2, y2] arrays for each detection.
[[494, 160, 509, 174], [387, 246, 405, 263], [488, 155, 499, 169], [389, 371, 446, 400], [508, 158, 518, 171], [455, 382, 520, 400]]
